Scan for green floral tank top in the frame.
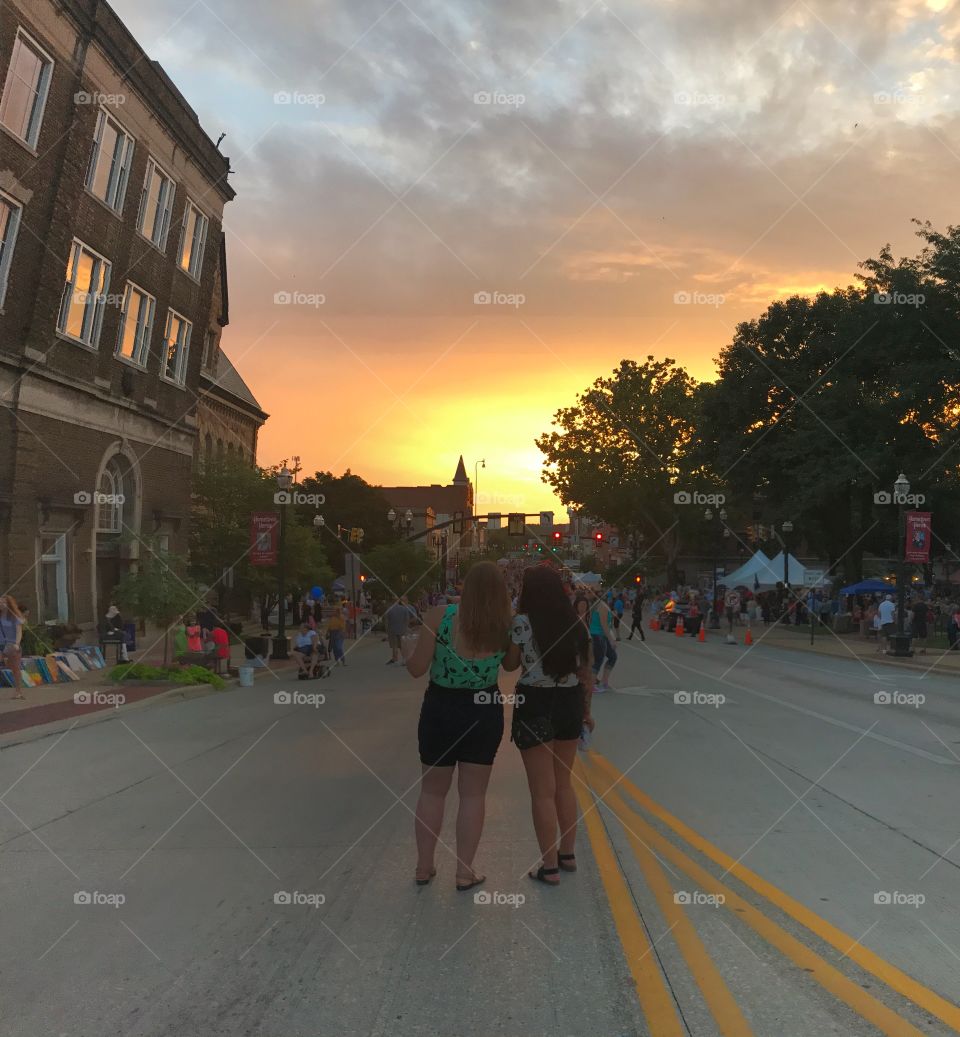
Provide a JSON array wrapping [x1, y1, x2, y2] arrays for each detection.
[[429, 605, 505, 689]]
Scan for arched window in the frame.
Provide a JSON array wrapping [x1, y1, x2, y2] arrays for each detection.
[[205, 433, 213, 456], [97, 457, 127, 533]]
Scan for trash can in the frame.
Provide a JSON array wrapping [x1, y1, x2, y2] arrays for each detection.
[[238, 666, 254, 688], [244, 635, 272, 663]]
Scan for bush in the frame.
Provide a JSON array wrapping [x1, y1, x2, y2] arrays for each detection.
[[109, 663, 226, 690]]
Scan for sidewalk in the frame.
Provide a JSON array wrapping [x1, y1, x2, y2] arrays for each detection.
[[739, 621, 960, 675], [0, 643, 297, 738]]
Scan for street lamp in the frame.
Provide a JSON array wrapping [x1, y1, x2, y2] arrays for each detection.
[[432, 531, 449, 589], [781, 519, 794, 619], [474, 459, 486, 550], [387, 508, 414, 535], [704, 507, 727, 627], [312, 513, 324, 538], [890, 473, 913, 657], [275, 466, 293, 659]]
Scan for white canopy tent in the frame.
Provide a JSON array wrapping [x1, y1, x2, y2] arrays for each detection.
[[767, 551, 809, 587], [721, 550, 780, 589], [572, 571, 602, 586]]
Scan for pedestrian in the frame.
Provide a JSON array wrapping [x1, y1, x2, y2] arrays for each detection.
[[588, 591, 617, 691], [384, 595, 416, 665], [405, 561, 518, 890], [103, 604, 129, 662], [626, 590, 646, 641], [877, 594, 896, 651], [947, 605, 959, 651], [172, 616, 188, 661], [0, 594, 25, 700], [612, 594, 625, 640], [210, 623, 231, 674], [511, 566, 594, 886], [292, 621, 319, 679], [724, 588, 741, 634], [326, 608, 346, 666], [911, 596, 928, 654], [185, 615, 202, 653]]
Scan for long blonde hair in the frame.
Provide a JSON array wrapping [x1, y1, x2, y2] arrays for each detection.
[[457, 561, 512, 654], [0, 595, 24, 621]]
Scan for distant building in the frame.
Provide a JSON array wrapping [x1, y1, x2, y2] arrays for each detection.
[[382, 457, 475, 577], [0, 0, 234, 629]]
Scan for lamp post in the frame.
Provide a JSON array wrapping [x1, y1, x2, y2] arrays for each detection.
[[387, 507, 413, 537], [704, 507, 727, 627], [312, 513, 324, 538], [890, 473, 913, 657], [433, 531, 448, 590], [275, 466, 293, 659], [781, 519, 794, 620], [474, 459, 485, 551]]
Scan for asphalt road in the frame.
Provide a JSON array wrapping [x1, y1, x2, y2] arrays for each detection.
[[2, 628, 959, 1036]]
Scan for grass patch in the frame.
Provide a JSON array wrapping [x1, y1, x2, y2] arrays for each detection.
[[108, 663, 225, 689]]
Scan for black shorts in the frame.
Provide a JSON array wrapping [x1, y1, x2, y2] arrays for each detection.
[[418, 682, 504, 767], [511, 683, 585, 750]]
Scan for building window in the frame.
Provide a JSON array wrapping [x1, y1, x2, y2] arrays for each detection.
[[115, 282, 155, 367], [0, 192, 22, 309], [201, 329, 218, 373], [162, 309, 191, 385], [96, 459, 125, 533], [86, 109, 135, 212], [38, 534, 69, 623], [137, 158, 175, 250], [0, 29, 53, 149], [57, 239, 111, 347], [177, 201, 208, 279]]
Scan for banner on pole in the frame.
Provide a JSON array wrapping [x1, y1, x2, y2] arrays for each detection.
[[250, 512, 278, 566], [904, 511, 932, 564]]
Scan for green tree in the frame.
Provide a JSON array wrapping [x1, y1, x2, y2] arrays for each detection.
[[361, 541, 440, 604], [114, 540, 200, 663], [536, 357, 703, 586]]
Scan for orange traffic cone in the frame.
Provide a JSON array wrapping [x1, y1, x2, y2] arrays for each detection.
[[675, 616, 685, 637], [744, 627, 753, 646], [650, 617, 660, 631], [697, 623, 705, 642]]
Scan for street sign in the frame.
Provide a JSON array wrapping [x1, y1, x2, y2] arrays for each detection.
[[488, 512, 502, 530], [508, 513, 525, 536], [540, 511, 554, 529], [803, 570, 825, 586]]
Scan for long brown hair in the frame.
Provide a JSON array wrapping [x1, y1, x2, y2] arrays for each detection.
[[456, 561, 512, 654], [0, 595, 24, 621]]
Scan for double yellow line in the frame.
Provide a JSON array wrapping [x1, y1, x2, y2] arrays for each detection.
[[575, 751, 960, 1037]]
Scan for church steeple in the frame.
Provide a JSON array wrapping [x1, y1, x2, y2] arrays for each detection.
[[452, 455, 469, 485]]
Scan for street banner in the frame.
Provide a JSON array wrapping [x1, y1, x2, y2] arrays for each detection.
[[905, 511, 932, 564], [250, 512, 278, 566]]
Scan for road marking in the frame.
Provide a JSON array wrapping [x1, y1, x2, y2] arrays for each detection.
[[588, 752, 960, 1034], [573, 762, 684, 1037], [631, 655, 959, 766]]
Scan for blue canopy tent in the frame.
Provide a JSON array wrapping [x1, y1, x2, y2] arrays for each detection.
[[839, 578, 895, 595]]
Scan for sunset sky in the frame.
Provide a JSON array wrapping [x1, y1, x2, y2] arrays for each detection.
[[114, 0, 960, 515]]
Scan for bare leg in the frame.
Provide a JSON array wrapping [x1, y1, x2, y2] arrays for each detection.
[[553, 739, 580, 856], [8, 649, 23, 699], [415, 764, 454, 879], [520, 742, 560, 881], [455, 762, 493, 882]]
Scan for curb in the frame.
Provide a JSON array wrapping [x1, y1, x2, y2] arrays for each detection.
[[0, 665, 293, 750]]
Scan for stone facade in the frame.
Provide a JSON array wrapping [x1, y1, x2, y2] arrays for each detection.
[[0, 0, 235, 630]]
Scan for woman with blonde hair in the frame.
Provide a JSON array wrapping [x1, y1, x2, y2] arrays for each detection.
[[0, 595, 26, 700], [405, 561, 519, 890]]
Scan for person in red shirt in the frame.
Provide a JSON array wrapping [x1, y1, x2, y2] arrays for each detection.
[[210, 625, 230, 673]]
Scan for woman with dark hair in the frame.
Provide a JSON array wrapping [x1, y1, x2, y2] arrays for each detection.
[[405, 561, 520, 891], [512, 566, 595, 885], [0, 595, 26, 700]]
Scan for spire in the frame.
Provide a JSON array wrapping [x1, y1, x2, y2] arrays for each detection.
[[452, 455, 468, 485]]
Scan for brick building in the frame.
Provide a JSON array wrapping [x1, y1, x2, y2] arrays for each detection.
[[382, 457, 476, 575], [0, 0, 235, 630]]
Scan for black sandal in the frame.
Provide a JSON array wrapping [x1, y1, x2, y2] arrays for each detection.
[[558, 854, 577, 872], [529, 866, 560, 885], [415, 868, 436, 887], [456, 874, 486, 892]]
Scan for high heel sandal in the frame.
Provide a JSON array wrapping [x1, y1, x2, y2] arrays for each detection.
[[558, 854, 577, 872]]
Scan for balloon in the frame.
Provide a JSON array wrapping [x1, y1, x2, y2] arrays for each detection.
[[311, 586, 323, 599]]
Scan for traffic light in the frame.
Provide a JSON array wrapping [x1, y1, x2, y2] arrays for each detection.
[[552, 531, 562, 542], [359, 574, 366, 583], [634, 574, 642, 584], [595, 532, 603, 543]]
